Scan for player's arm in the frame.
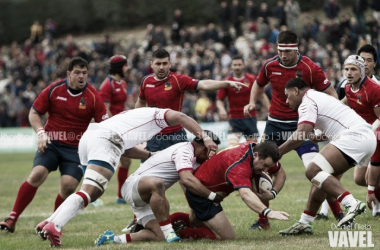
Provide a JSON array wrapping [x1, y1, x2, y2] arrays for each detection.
[[341, 96, 348, 105], [104, 102, 112, 117], [371, 107, 380, 131], [122, 146, 150, 160], [322, 85, 338, 99], [278, 123, 314, 156], [244, 81, 265, 117], [135, 97, 147, 108], [165, 110, 217, 157], [197, 79, 246, 91], [216, 99, 228, 121], [238, 187, 289, 220], [29, 108, 51, 153], [179, 170, 224, 203]]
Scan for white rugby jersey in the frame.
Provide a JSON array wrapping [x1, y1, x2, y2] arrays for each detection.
[[130, 142, 199, 189], [87, 107, 170, 151], [298, 89, 369, 139]]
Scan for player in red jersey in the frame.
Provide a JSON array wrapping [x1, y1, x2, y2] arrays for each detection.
[[243, 30, 343, 227], [99, 55, 131, 205], [0, 57, 107, 233], [216, 55, 269, 146], [171, 141, 288, 240], [341, 55, 380, 217]]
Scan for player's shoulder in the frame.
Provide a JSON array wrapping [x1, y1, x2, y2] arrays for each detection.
[[299, 55, 320, 68], [262, 56, 279, 67], [141, 73, 155, 84], [47, 78, 67, 90]]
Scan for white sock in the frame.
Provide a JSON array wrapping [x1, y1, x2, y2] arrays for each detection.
[[299, 212, 316, 224], [319, 200, 329, 215], [114, 235, 122, 244], [339, 194, 357, 208], [51, 191, 90, 232], [372, 202, 380, 216], [160, 223, 174, 237]]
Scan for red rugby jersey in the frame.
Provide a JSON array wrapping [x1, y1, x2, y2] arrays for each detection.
[[345, 76, 380, 124], [257, 55, 330, 120], [33, 79, 107, 146], [217, 72, 256, 118], [193, 142, 280, 195], [99, 76, 128, 115], [139, 72, 198, 134]]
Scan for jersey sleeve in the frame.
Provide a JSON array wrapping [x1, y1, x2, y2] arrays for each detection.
[[138, 78, 146, 100], [155, 108, 171, 128], [369, 84, 380, 109], [256, 61, 270, 86], [99, 78, 112, 103], [310, 64, 330, 92], [172, 144, 195, 173], [267, 162, 281, 175], [226, 162, 252, 190], [93, 91, 108, 122], [32, 86, 50, 115], [176, 74, 199, 91], [297, 96, 317, 126]]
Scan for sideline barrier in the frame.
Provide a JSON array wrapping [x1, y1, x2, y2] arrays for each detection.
[[0, 121, 266, 153]]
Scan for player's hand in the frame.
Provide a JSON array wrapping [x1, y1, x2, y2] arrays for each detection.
[[213, 191, 227, 203], [257, 187, 274, 201], [227, 81, 246, 91], [37, 132, 51, 153], [243, 103, 255, 117], [218, 110, 228, 121], [267, 210, 289, 220], [203, 139, 217, 158], [366, 193, 379, 210]]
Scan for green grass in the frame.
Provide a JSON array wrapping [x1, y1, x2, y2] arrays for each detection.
[[0, 151, 379, 249]]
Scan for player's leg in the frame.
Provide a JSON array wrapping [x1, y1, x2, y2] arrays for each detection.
[[243, 116, 259, 143], [116, 156, 131, 204], [0, 144, 58, 233], [354, 165, 368, 186], [203, 211, 235, 240]]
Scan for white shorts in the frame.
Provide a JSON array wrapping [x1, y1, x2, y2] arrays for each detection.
[[121, 175, 156, 226], [78, 128, 123, 171], [331, 126, 376, 166]]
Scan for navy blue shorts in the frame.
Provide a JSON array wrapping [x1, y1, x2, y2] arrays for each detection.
[[185, 189, 223, 221], [263, 120, 319, 157], [145, 129, 188, 152], [229, 117, 258, 140], [33, 140, 83, 182]]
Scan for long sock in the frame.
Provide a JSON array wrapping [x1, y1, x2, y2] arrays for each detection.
[[374, 187, 380, 201], [51, 191, 91, 232], [117, 167, 129, 198], [258, 201, 269, 223], [115, 233, 132, 244], [54, 194, 65, 211], [10, 181, 38, 222], [337, 191, 357, 208], [178, 226, 216, 240], [328, 200, 343, 218], [159, 219, 174, 237], [299, 210, 316, 224], [319, 200, 329, 215], [169, 212, 190, 226]]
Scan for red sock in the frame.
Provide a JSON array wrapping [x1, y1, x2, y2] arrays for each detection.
[[126, 233, 132, 242], [76, 191, 90, 207], [117, 167, 129, 198], [337, 191, 350, 203], [374, 187, 380, 201], [54, 194, 65, 211], [258, 201, 269, 223], [10, 181, 38, 222], [304, 210, 317, 217], [169, 212, 190, 226], [178, 226, 216, 240], [328, 200, 343, 218], [159, 219, 171, 227]]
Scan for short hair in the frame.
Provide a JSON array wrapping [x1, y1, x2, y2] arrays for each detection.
[[285, 77, 309, 90], [253, 141, 280, 163], [152, 49, 170, 60], [277, 30, 299, 44], [357, 44, 377, 63], [193, 130, 221, 145], [232, 55, 244, 62], [68, 57, 88, 71]]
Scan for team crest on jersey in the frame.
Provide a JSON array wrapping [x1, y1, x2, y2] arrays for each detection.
[[164, 81, 172, 90], [79, 97, 86, 109], [357, 94, 362, 104]]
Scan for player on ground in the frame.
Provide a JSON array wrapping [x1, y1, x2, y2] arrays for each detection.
[[94, 131, 221, 245], [0, 57, 107, 233], [172, 141, 289, 240], [216, 55, 269, 146], [278, 77, 376, 235], [341, 54, 380, 217], [99, 55, 131, 204], [36, 107, 218, 247]]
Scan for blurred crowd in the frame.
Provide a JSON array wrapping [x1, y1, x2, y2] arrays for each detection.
[[0, 0, 380, 127]]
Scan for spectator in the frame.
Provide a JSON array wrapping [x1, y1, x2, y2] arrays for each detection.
[[273, 1, 287, 26], [219, 1, 230, 32], [323, 0, 340, 20], [284, 0, 300, 31], [30, 21, 43, 45], [171, 9, 185, 45]]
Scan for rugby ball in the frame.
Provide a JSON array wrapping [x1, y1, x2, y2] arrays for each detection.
[[251, 172, 273, 194]]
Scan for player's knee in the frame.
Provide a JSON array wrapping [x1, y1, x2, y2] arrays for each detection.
[[27, 166, 49, 186], [354, 174, 367, 186], [82, 169, 108, 193], [151, 178, 165, 193], [310, 171, 331, 189], [119, 157, 131, 168]]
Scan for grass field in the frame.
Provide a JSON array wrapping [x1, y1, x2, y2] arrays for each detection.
[[0, 151, 379, 250]]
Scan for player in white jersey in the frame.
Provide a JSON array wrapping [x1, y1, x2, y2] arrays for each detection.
[[36, 107, 218, 247], [94, 131, 222, 246], [278, 77, 376, 235]]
